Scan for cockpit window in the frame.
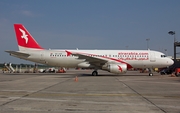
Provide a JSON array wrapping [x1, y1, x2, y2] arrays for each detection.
[[161, 55, 166, 57]]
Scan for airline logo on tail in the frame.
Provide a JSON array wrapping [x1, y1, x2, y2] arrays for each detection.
[[19, 28, 28, 44], [14, 24, 44, 50]]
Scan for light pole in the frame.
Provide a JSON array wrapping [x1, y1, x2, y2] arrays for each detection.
[[168, 31, 176, 61], [168, 31, 176, 42], [146, 38, 150, 49]]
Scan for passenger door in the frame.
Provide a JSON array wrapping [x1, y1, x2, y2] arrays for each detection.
[[150, 51, 156, 62]]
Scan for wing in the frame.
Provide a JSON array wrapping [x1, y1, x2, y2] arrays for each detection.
[[70, 52, 109, 67], [67, 50, 133, 69], [5, 51, 30, 57]]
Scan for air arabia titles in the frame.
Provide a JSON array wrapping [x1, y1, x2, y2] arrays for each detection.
[[118, 52, 149, 60]]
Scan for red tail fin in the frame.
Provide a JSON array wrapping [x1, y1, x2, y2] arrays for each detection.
[[14, 24, 43, 50]]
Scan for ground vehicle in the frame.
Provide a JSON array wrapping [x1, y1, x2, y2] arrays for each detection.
[[2, 67, 8, 73], [42, 68, 56, 73], [175, 68, 180, 77], [160, 68, 172, 75]]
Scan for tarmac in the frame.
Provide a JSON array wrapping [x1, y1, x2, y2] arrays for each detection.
[[0, 70, 179, 113]]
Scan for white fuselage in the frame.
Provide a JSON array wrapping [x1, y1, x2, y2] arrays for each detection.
[[16, 49, 173, 69], [7, 24, 174, 75]]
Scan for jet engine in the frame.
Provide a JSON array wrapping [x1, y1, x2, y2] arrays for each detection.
[[108, 64, 127, 74]]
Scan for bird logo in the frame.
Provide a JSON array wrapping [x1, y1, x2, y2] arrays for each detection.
[[19, 28, 28, 44], [118, 65, 123, 72]]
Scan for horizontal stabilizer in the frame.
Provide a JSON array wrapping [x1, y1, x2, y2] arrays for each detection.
[[5, 51, 30, 57]]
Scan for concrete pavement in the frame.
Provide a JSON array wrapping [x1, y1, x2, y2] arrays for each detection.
[[0, 70, 179, 113]]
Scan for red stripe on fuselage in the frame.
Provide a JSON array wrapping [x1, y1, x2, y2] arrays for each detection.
[[65, 50, 133, 69]]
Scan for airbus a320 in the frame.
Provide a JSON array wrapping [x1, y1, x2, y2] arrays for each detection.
[[5, 24, 174, 76]]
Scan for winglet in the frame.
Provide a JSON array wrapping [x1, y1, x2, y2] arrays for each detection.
[[65, 50, 72, 56], [14, 24, 44, 50]]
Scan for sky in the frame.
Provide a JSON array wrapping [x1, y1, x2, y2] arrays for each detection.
[[0, 0, 180, 64]]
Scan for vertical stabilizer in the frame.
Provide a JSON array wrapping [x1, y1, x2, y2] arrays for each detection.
[[14, 24, 44, 51]]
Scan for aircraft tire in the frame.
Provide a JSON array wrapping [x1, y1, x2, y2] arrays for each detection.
[[149, 73, 153, 76], [92, 71, 98, 76]]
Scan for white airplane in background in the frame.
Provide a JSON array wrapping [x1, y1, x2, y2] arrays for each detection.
[[5, 24, 174, 76]]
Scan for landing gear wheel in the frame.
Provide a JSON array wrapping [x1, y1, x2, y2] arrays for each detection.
[[92, 71, 98, 76], [149, 73, 153, 76]]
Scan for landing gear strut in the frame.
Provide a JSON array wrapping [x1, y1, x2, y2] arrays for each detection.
[[92, 70, 98, 76], [148, 68, 153, 76]]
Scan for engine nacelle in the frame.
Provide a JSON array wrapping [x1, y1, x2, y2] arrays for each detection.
[[108, 64, 127, 74]]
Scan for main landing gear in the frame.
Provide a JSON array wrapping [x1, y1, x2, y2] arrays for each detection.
[[92, 70, 98, 76]]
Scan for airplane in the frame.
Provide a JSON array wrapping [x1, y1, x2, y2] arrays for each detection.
[[5, 24, 174, 76]]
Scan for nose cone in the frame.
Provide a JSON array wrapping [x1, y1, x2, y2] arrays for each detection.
[[168, 58, 174, 66]]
